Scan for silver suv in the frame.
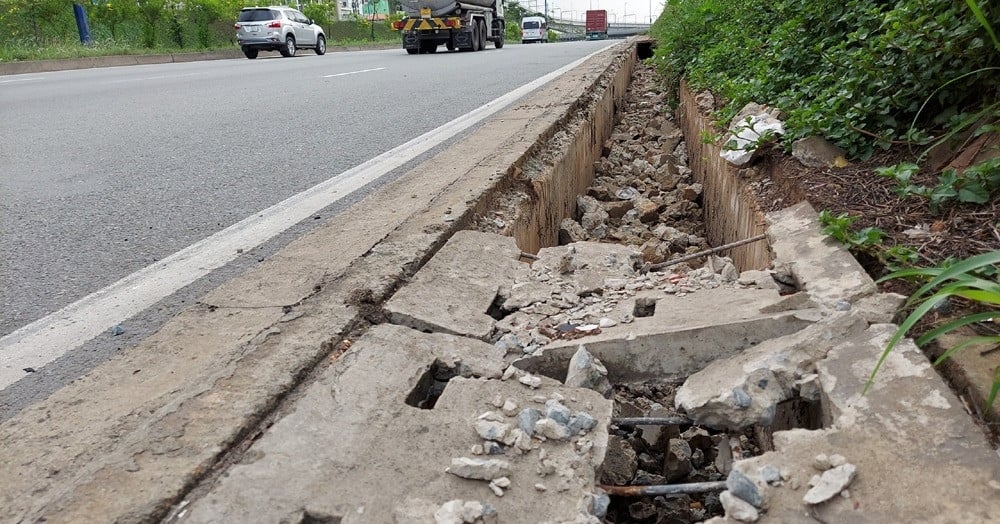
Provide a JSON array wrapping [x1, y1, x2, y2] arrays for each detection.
[[235, 6, 326, 59]]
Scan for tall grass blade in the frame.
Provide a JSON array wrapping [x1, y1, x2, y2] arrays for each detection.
[[965, 0, 1000, 53]]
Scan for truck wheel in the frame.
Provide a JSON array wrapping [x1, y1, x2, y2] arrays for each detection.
[[479, 20, 487, 50], [494, 35, 504, 49], [471, 22, 480, 51], [446, 39, 455, 51], [406, 48, 418, 54]]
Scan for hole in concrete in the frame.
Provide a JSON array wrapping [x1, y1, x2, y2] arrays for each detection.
[[486, 292, 508, 321], [298, 510, 342, 524], [633, 297, 657, 318], [636, 41, 655, 60], [753, 396, 825, 452], [602, 379, 759, 523], [405, 359, 477, 409]]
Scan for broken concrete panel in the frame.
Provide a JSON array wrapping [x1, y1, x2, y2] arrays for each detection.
[[533, 242, 641, 284], [724, 323, 1000, 522], [518, 287, 816, 383], [386, 231, 523, 340], [182, 324, 613, 524], [675, 313, 868, 430], [766, 202, 876, 306]]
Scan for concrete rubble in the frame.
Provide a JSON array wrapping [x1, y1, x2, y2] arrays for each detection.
[[2, 44, 998, 524]]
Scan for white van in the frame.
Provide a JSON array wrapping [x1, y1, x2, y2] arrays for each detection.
[[521, 16, 547, 44]]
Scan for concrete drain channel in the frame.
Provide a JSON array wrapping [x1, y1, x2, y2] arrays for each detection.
[[157, 41, 999, 524], [374, 43, 837, 522], [371, 43, 997, 523]]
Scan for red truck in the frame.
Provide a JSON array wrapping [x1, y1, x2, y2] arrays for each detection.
[[585, 9, 608, 40]]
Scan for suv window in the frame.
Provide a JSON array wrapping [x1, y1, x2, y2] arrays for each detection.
[[239, 9, 278, 22], [291, 10, 308, 23]]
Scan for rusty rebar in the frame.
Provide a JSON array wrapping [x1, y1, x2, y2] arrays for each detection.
[[599, 481, 728, 496], [611, 416, 692, 426], [641, 234, 768, 273]]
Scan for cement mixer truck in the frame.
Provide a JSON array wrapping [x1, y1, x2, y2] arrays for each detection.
[[392, 0, 505, 54]]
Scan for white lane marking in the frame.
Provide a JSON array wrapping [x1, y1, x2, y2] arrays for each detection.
[[322, 67, 385, 78], [0, 77, 43, 85], [0, 42, 617, 390]]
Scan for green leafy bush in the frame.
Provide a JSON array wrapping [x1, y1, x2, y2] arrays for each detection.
[[650, 0, 1000, 159]]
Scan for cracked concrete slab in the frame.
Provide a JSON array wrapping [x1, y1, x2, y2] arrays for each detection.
[[706, 324, 1000, 523], [178, 324, 613, 524], [518, 287, 819, 383], [766, 202, 876, 306], [385, 231, 524, 340]]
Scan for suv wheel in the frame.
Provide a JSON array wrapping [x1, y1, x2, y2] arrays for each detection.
[[280, 35, 296, 57], [243, 48, 258, 59], [314, 35, 326, 55]]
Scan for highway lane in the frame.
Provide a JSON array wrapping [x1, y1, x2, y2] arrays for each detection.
[[0, 41, 617, 400]]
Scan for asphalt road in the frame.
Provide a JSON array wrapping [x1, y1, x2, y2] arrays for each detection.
[[0, 41, 613, 340]]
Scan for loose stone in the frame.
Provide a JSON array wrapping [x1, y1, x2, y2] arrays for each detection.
[[447, 458, 512, 481]]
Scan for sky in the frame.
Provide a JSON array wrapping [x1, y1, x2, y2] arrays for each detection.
[[515, 0, 664, 24]]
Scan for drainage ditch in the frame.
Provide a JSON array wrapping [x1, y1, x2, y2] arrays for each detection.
[[464, 50, 807, 523]]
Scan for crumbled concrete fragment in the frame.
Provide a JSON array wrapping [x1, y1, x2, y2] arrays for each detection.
[[759, 465, 781, 485], [517, 408, 542, 435], [471, 444, 484, 456], [501, 400, 519, 417], [492, 477, 510, 489], [501, 366, 518, 381], [796, 374, 821, 401], [804, 464, 857, 505], [600, 435, 637, 485], [534, 483, 547, 492], [519, 374, 542, 389], [565, 345, 612, 395], [536, 418, 572, 441], [720, 491, 759, 522], [488, 481, 505, 497], [433, 500, 496, 524], [591, 492, 611, 519], [568, 412, 598, 434], [726, 469, 762, 508], [664, 438, 693, 481], [732, 386, 752, 409], [490, 394, 504, 408], [598, 317, 617, 328], [828, 454, 847, 468], [475, 419, 510, 442], [813, 454, 831, 471], [448, 458, 512, 481], [545, 400, 572, 425], [513, 429, 534, 452]]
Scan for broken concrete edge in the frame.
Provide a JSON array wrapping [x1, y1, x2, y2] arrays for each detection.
[[0, 43, 637, 522], [173, 325, 616, 523], [680, 203, 1000, 522]]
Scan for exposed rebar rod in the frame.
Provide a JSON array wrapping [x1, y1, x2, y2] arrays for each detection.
[[641, 234, 768, 273], [599, 481, 728, 496], [611, 416, 692, 426]]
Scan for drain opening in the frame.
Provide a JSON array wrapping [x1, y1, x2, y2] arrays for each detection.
[[633, 297, 657, 318], [636, 41, 655, 60], [600, 378, 828, 523], [405, 359, 478, 409]]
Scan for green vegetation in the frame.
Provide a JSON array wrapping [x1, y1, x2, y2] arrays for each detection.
[[871, 252, 1000, 407], [649, 0, 1000, 160], [649, 2, 1000, 401], [0, 0, 398, 61]]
